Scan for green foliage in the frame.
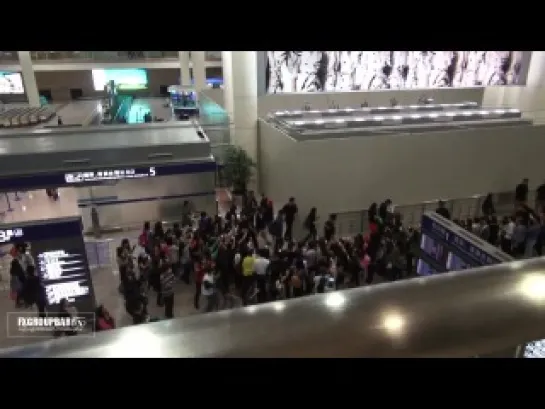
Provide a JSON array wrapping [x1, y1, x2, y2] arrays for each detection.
[[223, 145, 256, 193]]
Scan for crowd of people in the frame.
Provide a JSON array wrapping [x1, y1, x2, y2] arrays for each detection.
[[441, 179, 545, 258], [7, 178, 545, 335], [113, 193, 425, 325]]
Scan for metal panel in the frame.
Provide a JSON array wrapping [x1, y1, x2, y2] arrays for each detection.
[[0, 124, 212, 176], [3, 257, 545, 358]]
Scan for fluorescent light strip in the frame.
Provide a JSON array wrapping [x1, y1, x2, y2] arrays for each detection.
[[276, 102, 481, 117]]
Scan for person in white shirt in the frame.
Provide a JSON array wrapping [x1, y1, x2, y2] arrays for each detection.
[[201, 271, 218, 313], [254, 249, 270, 303], [500, 216, 516, 254]]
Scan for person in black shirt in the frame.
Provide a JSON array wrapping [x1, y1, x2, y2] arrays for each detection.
[[303, 207, 318, 242], [481, 193, 495, 217], [368, 202, 378, 223], [281, 197, 298, 242], [436, 200, 451, 220], [378, 199, 392, 222], [487, 215, 500, 246], [536, 181, 545, 213], [515, 178, 529, 204], [324, 213, 336, 241]]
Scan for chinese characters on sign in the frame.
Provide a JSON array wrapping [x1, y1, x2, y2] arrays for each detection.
[[64, 167, 156, 184], [0, 228, 23, 243]]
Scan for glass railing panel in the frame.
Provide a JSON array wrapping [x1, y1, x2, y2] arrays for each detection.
[[198, 92, 230, 127], [29, 51, 178, 62], [334, 189, 534, 236], [0, 51, 18, 61], [205, 51, 222, 61]]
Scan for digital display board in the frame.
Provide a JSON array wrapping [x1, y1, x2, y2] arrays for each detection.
[[2, 218, 96, 313], [0, 160, 217, 192], [92, 68, 148, 91], [417, 212, 511, 276], [0, 71, 24, 94]]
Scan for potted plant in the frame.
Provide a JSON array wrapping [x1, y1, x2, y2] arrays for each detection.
[[223, 145, 256, 197]]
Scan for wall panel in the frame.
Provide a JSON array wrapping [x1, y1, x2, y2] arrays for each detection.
[[259, 122, 545, 222]]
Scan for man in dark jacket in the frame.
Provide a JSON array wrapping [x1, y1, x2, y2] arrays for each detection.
[[281, 197, 298, 242], [515, 178, 529, 204], [436, 200, 451, 220]]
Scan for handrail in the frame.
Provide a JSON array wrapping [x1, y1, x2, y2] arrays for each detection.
[[331, 188, 532, 238], [2, 257, 544, 358]]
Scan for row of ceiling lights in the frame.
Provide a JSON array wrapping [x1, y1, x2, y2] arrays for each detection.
[[288, 108, 521, 126], [275, 102, 479, 116]]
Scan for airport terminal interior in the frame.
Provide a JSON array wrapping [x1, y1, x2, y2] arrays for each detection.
[[0, 51, 544, 357]]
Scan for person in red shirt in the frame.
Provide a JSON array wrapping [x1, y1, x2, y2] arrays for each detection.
[[95, 305, 116, 332]]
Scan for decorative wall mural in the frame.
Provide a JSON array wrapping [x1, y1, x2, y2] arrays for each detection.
[[265, 51, 526, 93]]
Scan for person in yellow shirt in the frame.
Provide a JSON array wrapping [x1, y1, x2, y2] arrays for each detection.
[[241, 250, 256, 305]]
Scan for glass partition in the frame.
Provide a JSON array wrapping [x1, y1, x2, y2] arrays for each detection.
[[29, 51, 178, 61]]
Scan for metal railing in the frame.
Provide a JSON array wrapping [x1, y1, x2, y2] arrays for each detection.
[[0, 51, 17, 61], [0, 51, 222, 63], [28, 51, 179, 62], [332, 189, 534, 238], [2, 257, 543, 358]]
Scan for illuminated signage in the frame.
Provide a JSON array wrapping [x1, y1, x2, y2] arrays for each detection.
[[0, 228, 23, 243], [38, 249, 90, 306], [0, 218, 97, 312], [64, 167, 156, 184]]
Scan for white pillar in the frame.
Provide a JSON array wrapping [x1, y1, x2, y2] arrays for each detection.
[[178, 51, 192, 87], [221, 51, 234, 121], [17, 51, 40, 107], [230, 51, 259, 166], [191, 51, 207, 91]]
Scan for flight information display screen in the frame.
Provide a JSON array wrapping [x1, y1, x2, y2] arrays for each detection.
[[2, 217, 96, 313]]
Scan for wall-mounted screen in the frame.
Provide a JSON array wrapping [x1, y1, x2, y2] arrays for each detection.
[[0, 71, 24, 94], [265, 51, 528, 93], [92, 68, 148, 91]]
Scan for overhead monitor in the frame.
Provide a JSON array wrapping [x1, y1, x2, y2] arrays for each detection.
[[92, 68, 148, 91], [0, 71, 24, 94]]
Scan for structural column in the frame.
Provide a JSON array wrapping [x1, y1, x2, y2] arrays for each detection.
[[221, 51, 234, 122], [191, 51, 207, 91], [17, 51, 40, 107], [225, 51, 259, 168], [178, 51, 192, 87]]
